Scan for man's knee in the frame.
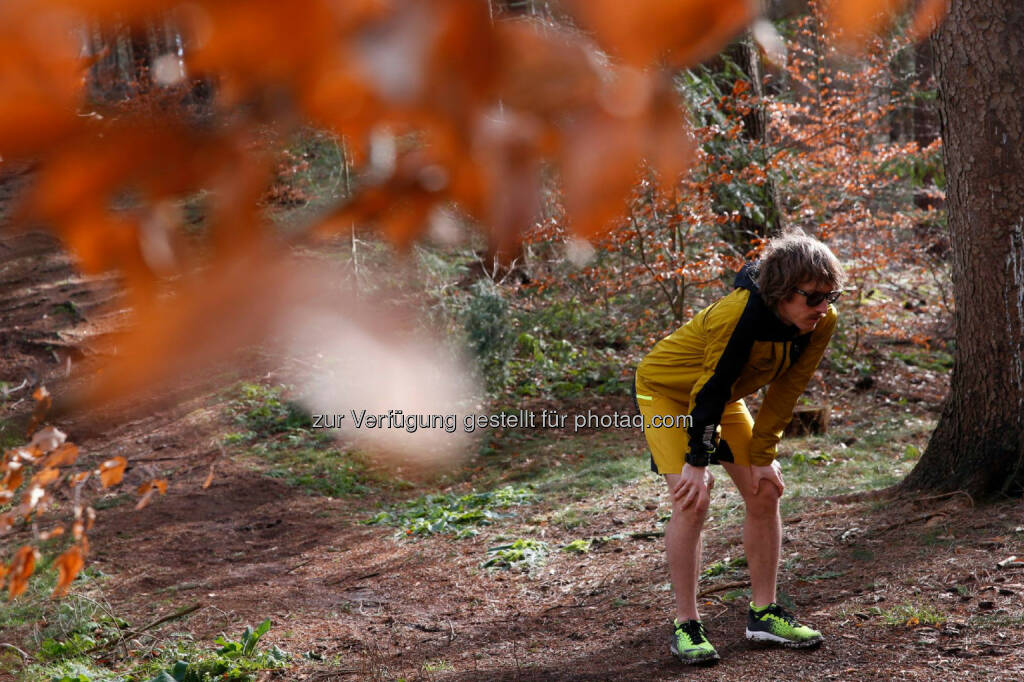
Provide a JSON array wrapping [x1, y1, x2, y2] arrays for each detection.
[[743, 484, 781, 518], [671, 497, 710, 525]]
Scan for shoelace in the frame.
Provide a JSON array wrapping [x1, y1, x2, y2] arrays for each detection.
[[761, 604, 801, 626], [676, 620, 709, 645]]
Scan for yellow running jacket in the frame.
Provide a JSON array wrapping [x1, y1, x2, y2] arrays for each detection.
[[636, 263, 837, 466]]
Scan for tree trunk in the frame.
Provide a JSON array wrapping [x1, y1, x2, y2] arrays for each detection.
[[902, 0, 1024, 498]]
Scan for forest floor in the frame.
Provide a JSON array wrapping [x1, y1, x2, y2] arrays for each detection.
[[2, 202, 1024, 681]]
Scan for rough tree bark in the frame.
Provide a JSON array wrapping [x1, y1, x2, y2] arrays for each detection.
[[902, 0, 1024, 497]]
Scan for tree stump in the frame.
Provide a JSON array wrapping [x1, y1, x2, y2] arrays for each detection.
[[785, 405, 829, 436]]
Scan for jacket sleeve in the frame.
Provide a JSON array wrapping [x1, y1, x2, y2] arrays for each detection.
[[749, 308, 837, 465], [686, 294, 756, 466]]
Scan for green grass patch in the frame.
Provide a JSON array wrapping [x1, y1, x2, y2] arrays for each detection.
[[892, 348, 954, 372], [0, 417, 24, 450], [880, 603, 946, 627], [560, 538, 593, 554], [252, 435, 373, 498], [18, 619, 290, 682], [776, 415, 933, 503], [366, 485, 535, 538], [968, 610, 1024, 629], [226, 384, 384, 497], [702, 555, 747, 578], [526, 433, 648, 501]]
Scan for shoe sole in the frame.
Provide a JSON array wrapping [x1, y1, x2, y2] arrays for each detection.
[[745, 629, 824, 649], [670, 642, 720, 665]]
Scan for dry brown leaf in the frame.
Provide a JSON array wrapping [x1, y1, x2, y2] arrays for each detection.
[[85, 506, 96, 531], [51, 545, 84, 598], [69, 470, 91, 487], [72, 519, 84, 540], [96, 457, 127, 488], [6, 545, 38, 598]]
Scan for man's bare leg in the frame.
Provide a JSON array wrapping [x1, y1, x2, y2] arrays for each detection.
[[663, 472, 713, 620], [719, 462, 782, 607]]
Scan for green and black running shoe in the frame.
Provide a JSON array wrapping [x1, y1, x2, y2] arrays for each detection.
[[746, 603, 824, 648], [670, 619, 720, 665]]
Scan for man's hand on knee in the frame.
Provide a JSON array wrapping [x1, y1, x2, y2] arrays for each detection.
[[750, 461, 784, 498], [671, 463, 715, 511]]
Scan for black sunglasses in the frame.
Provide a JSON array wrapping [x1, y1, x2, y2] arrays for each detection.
[[793, 288, 842, 306]]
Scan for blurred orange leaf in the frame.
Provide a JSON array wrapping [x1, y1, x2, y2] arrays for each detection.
[[27, 386, 53, 435], [51, 546, 84, 598], [0, 2, 84, 160], [41, 443, 80, 468], [136, 479, 168, 495], [39, 526, 65, 541], [29, 426, 66, 453], [135, 479, 168, 510], [908, 0, 949, 42], [202, 464, 216, 489], [827, 0, 945, 49], [31, 467, 60, 488], [6, 546, 38, 598], [96, 457, 127, 488], [1, 467, 24, 495], [568, 0, 756, 68]]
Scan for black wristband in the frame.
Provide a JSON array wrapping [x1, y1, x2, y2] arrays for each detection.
[[685, 453, 710, 467]]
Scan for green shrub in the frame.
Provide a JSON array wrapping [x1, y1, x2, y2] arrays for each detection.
[[463, 280, 512, 392], [231, 384, 311, 437], [482, 539, 550, 572]]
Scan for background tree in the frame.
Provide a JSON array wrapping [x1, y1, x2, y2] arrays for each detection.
[[902, 0, 1024, 498]]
